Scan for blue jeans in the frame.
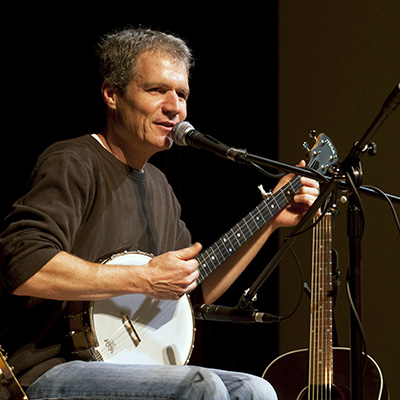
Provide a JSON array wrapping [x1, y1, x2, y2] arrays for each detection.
[[26, 361, 277, 399]]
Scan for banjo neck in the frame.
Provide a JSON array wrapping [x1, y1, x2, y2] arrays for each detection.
[[196, 176, 301, 284]]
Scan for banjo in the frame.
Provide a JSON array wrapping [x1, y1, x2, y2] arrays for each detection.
[[67, 133, 338, 366]]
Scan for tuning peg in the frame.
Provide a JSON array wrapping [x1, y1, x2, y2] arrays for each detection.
[[367, 142, 378, 156], [302, 142, 310, 152], [309, 130, 318, 140]]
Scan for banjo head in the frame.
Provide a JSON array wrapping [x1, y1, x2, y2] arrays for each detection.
[[91, 251, 196, 365]]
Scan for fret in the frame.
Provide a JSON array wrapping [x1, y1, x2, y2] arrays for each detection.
[[220, 234, 234, 256], [196, 176, 302, 284], [206, 246, 220, 269], [242, 213, 257, 236], [212, 241, 226, 261], [249, 206, 266, 228], [232, 224, 246, 246]]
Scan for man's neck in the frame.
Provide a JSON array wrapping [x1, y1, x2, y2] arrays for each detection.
[[97, 129, 149, 172]]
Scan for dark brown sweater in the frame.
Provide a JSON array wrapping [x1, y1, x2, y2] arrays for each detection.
[[0, 135, 192, 389]]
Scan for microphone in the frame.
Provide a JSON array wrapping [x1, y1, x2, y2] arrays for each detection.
[[171, 121, 248, 163], [193, 303, 281, 324]]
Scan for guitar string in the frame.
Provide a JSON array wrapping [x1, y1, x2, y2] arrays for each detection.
[[319, 216, 325, 397], [321, 215, 327, 399], [319, 214, 330, 399], [323, 213, 333, 399], [309, 215, 317, 397], [326, 214, 333, 398], [314, 214, 324, 398], [310, 213, 333, 399], [305, 151, 325, 397]]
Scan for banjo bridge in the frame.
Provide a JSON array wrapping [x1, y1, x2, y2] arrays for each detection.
[[121, 312, 141, 347]]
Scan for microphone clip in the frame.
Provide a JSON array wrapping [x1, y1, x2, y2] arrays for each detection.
[[194, 303, 281, 324], [226, 147, 248, 163]]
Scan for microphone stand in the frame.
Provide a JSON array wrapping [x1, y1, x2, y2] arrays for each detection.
[[233, 82, 399, 400], [334, 82, 399, 400]]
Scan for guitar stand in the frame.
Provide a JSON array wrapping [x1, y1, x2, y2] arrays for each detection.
[[235, 82, 400, 400]]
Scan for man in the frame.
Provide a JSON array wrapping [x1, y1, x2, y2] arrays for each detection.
[[0, 28, 319, 399]]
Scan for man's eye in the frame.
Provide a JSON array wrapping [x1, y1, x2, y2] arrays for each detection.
[[177, 91, 188, 101], [149, 87, 165, 93]]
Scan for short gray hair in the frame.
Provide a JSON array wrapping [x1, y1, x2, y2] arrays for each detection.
[[97, 28, 194, 94]]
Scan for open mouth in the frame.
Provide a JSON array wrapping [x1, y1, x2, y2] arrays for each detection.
[[154, 121, 175, 133]]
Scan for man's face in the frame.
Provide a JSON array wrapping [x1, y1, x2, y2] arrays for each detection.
[[112, 51, 190, 155]]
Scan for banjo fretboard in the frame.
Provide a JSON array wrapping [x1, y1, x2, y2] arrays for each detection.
[[196, 176, 302, 283]]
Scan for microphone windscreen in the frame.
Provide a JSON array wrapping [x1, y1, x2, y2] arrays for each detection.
[[171, 121, 194, 146]]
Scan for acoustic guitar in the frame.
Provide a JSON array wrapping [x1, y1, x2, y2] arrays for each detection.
[[262, 210, 389, 399], [67, 133, 338, 366]]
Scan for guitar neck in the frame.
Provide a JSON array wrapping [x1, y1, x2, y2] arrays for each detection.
[[308, 211, 334, 390], [196, 176, 302, 283]]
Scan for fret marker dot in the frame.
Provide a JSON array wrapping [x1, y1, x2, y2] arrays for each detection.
[[229, 248, 232, 252], [237, 233, 241, 237], [211, 256, 215, 260]]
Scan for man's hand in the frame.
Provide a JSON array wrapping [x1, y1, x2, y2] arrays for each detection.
[[142, 243, 202, 300], [271, 160, 320, 229]]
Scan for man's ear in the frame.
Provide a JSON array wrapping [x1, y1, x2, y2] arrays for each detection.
[[101, 81, 118, 110]]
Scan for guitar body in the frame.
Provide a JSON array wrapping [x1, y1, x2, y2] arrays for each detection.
[[68, 251, 196, 365], [263, 347, 388, 400]]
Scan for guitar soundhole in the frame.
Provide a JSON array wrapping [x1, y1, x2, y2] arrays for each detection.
[[298, 384, 346, 399]]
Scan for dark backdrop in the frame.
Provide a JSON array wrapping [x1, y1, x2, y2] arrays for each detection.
[[1, 4, 280, 377]]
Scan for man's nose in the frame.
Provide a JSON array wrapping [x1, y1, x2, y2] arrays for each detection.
[[162, 91, 183, 117]]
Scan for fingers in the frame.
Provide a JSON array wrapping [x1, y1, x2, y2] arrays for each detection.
[[300, 176, 319, 189], [145, 243, 203, 300], [296, 181, 319, 203], [176, 243, 202, 292], [297, 160, 306, 168], [176, 242, 202, 261], [293, 174, 321, 217]]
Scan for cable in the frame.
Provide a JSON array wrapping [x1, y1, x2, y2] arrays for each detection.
[[363, 184, 400, 237], [346, 269, 369, 376], [345, 171, 366, 236], [279, 247, 305, 321], [248, 161, 286, 179]]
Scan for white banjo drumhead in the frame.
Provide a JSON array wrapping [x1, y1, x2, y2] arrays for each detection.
[[92, 251, 195, 365]]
